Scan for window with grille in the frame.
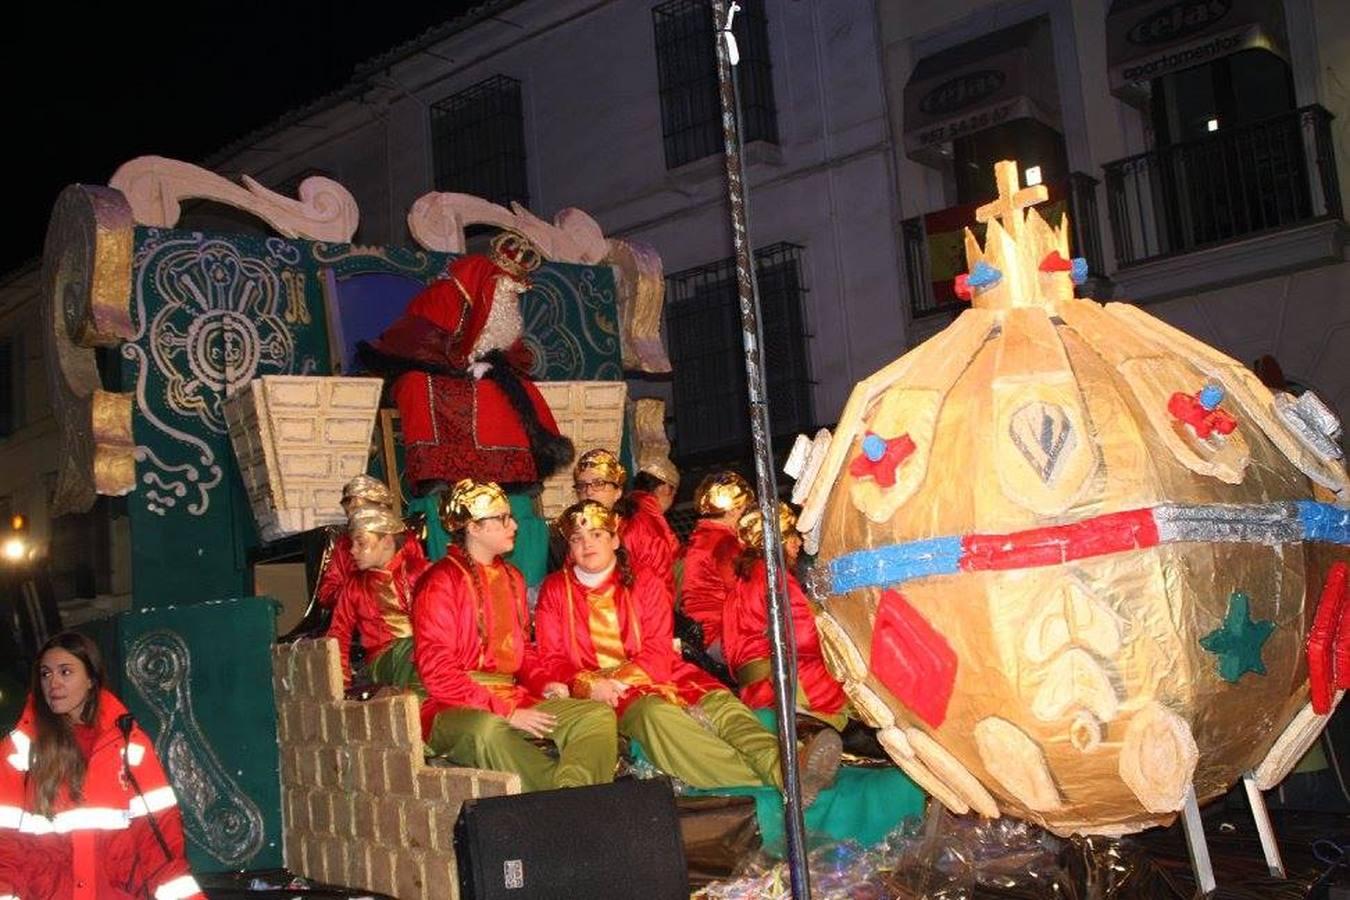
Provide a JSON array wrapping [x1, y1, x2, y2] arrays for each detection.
[[430, 75, 528, 208], [665, 243, 812, 460], [652, 0, 778, 169]]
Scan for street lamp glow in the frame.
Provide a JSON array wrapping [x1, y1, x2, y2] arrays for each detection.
[[1207, 118, 1219, 132], [2, 537, 26, 561], [1024, 165, 1042, 186]]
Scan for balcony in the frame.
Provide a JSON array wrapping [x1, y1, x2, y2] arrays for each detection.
[[902, 172, 1107, 324], [1104, 105, 1345, 301]]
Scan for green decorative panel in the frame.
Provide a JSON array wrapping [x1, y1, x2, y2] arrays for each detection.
[[85, 598, 282, 873], [122, 228, 334, 605]]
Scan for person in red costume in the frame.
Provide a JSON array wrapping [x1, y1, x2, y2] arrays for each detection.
[[412, 479, 617, 792], [679, 472, 756, 656], [571, 448, 680, 597], [0, 632, 203, 900], [314, 474, 398, 612], [325, 505, 429, 691], [358, 232, 573, 494], [725, 502, 849, 729], [532, 501, 841, 801]]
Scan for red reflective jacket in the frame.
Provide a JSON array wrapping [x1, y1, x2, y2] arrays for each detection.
[[0, 690, 202, 900]]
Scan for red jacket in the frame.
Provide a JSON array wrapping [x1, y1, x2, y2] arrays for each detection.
[[0, 690, 202, 900], [678, 520, 741, 647], [325, 539, 429, 686], [618, 493, 680, 598], [531, 566, 721, 714], [314, 531, 354, 610], [724, 560, 847, 716], [411, 547, 544, 737]]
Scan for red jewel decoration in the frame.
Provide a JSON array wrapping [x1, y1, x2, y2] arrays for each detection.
[[848, 432, 916, 488], [1039, 250, 1074, 272], [1167, 390, 1237, 439], [870, 589, 957, 728], [954, 273, 973, 302]]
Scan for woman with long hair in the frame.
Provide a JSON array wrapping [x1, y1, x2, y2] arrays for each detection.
[[0, 631, 202, 900]]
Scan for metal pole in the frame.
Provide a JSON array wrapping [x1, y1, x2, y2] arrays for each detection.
[[710, 2, 811, 896]]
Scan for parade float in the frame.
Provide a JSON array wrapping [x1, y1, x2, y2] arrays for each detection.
[[785, 160, 1350, 885]]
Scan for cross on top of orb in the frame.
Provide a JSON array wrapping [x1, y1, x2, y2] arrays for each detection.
[[975, 160, 1049, 239]]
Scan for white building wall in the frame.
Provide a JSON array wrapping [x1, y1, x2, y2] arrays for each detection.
[[877, 0, 1350, 429], [218, 0, 905, 438]]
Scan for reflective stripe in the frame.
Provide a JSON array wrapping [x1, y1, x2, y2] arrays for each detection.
[[154, 875, 201, 900], [0, 803, 131, 834], [5, 730, 30, 772], [125, 741, 147, 767], [129, 785, 178, 817]]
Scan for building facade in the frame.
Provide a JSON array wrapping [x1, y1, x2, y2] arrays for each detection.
[[880, 0, 1350, 427]]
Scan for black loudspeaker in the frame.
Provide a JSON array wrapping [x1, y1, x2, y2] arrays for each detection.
[[454, 777, 690, 900]]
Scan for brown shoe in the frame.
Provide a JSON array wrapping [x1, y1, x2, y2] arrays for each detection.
[[797, 727, 843, 809]]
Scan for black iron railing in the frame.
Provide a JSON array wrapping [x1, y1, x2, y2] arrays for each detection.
[[1104, 105, 1343, 268], [902, 172, 1105, 319]]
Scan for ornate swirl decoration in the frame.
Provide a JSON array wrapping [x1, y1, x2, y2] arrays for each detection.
[[109, 156, 359, 243], [40, 185, 137, 514], [407, 192, 608, 263], [126, 630, 267, 867]]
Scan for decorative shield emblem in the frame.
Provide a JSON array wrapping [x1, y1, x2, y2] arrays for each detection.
[[1010, 401, 1076, 485]]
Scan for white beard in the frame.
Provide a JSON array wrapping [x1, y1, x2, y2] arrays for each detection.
[[470, 277, 527, 361]]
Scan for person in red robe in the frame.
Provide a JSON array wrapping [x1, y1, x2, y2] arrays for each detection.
[[412, 479, 616, 792], [314, 474, 397, 611], [571, 448, 680, 597], [725, 502, 849, 729], [325, 505, 429, 690], [358, 232, 573, 494], [532, 501, 841, 801], [679, 472, 756, 655]]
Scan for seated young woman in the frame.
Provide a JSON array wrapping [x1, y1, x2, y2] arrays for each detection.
[[724, 502, 849, 731], [531, 500, 841, 803]]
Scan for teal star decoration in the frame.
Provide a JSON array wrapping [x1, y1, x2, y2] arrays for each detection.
[[1199, 591, 1275, 683]]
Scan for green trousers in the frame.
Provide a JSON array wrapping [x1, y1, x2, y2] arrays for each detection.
[[427, 698, 618, 793], [620, 689, 783, 790], [368, 637, 421, 690]]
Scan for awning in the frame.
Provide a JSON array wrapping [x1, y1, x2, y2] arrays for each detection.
[[1107, 0, 1287, 95], [903, 17, 1061, 165]]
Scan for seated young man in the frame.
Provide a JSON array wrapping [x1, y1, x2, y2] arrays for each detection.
[[413, 479, 618, 792], [679, 472, 755, 656], [532, 500, 841, 803], [325, 505, 429, 690], [571, 448, 680, 597], [725, 502, 848, 730]]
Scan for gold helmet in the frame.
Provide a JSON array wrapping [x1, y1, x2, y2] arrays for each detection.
[[342, 474, 393, 510], [694, 472, 755, 516], [440, 479, 511, 531], [638, 456, 680, 489], [574, 448, 627, 486], [554, 500, 620, 540], [737, 501, 799, 550], [348, 505, 407, 536]]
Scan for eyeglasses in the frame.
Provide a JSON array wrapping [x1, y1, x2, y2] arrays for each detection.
[[573, 480, 619, 493], [479, 513, 516, 527]]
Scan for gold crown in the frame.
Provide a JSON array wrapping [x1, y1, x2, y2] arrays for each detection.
[[440, 479, 510, 531], [489, 231, 543, 282], [737, 501, 799, 550], [695, 472, 755, 516], [348, 505, 406, 536], [555, 500, 620, 539], [638, 456, 679, 489], [342, 474, 392, 508], [575, 448, 627, 485], [961, 160, 1075, 312]]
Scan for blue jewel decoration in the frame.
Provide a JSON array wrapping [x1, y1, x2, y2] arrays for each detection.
[[862, 433, 888, 462], [967, 260, 1002, 289], [1199, 384, 1225, 411], [1070, 257, 1089, 285]]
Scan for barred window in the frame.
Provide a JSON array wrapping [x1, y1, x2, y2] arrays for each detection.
[[652, 0, 778, 170], [665, 243, 812, 460], [430, 75, 528, 208]]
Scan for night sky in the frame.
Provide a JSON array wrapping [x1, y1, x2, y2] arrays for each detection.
[[2, 1, 481, 274]]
